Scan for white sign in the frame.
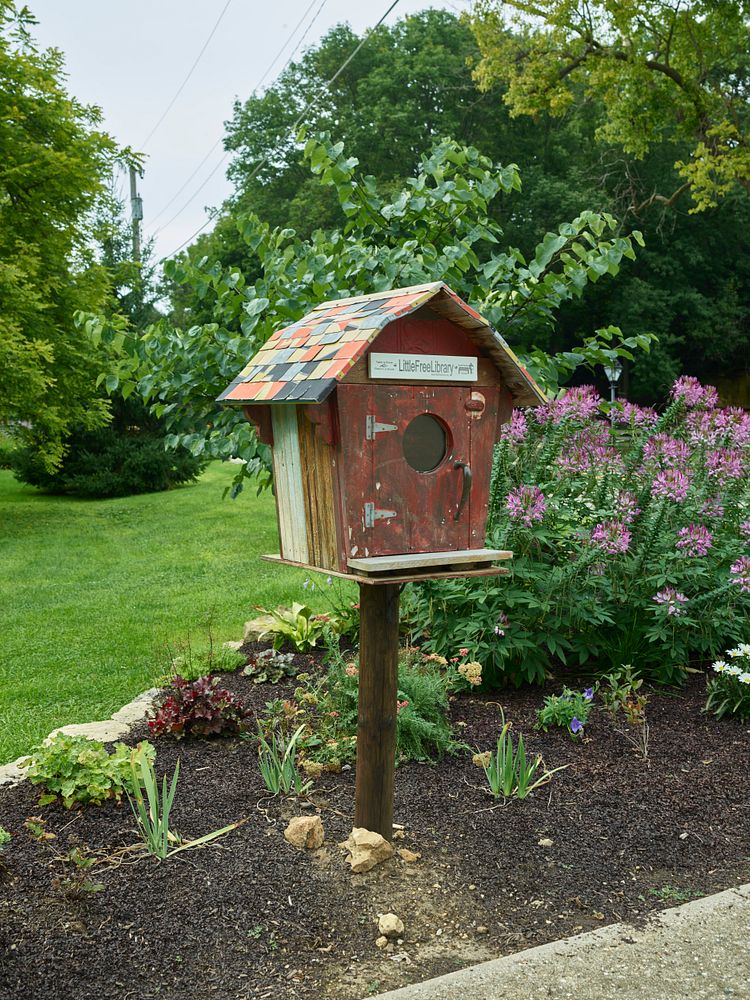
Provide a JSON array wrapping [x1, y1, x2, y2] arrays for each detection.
[[368, 353, 478, 382]]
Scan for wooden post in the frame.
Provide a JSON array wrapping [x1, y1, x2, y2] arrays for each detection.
[[354, 581, 400, 840]]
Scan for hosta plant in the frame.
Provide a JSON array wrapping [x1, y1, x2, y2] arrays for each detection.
[[149, 675, 253, 739], [410, 377, 750, 686], [248, 602, 330, 653], [705, 643, 750, 720]]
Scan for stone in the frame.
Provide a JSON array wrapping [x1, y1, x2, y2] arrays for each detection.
[[375, 936, 388, 949], [45, 720, 129, 744], [538, 837, 554, 848], [222, 640, 243, 652], [477, 925, 489, 934], [110, 688, 160, 727], [0, 758, 27, 788], [398, 848, 421, 863], [378, 913, 404, 939], [284, 815, 324, 850], [340, 827, 394, 874]]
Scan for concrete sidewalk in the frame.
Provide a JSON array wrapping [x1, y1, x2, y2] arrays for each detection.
[[373, 883, 750, 1000]]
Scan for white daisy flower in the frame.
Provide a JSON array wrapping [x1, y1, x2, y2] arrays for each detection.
[[738, 643, 750, 657], [739, 672, 750, 684], [713, 660, 728, 673], [728, 648, 742, 659], [727, 665, 742, 677]]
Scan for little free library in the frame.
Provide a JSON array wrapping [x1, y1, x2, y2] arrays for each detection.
[[220, 280, 544, 836]]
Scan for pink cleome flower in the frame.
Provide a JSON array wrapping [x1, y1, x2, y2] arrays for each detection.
[[651, 468, 690, 502], [507, 485, 546, 527], [590, 520, 631, 555], [643, 434, 690, 469], [501, 411, 528, 443], [676, 524, 713, 558], [740, 521, 750, 541], [534, 385, 601, 426], [617, 491, 642, 523], [615, 402, 658, 427], [705, 448, 745, 483], [730, 556, 750, 594], [670, 376, 717, 410], [652, 588, 689, 616]]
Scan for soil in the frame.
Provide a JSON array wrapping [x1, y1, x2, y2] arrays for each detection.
[[1, 647, 749, 1000]]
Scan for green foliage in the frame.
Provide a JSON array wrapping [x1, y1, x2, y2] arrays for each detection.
[[161, 639, 247, 685], [250, 602, 329, 653], [599, 664, 646, 719], [256, 724, 311, 796], [301, 645, 456, 765], [128, 749, 180, 858], [21, 734, 155, 808], [536, 688, 594, 737], [472, 0, 750, 212], [705, 645, 750, 720], [0, 2, 135, 470], [478, 714, 567, 799], [0, 429, 17, 469], [109, 132, 644, 492], [0, 826, 10, 849], [10, 394, 205, 498]]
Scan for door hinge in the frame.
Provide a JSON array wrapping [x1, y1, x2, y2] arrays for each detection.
[[366, 414, 398, 440], [364, 502, 397, 528]]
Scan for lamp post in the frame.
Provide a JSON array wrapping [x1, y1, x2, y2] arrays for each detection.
[[604, 359, 623, 427]]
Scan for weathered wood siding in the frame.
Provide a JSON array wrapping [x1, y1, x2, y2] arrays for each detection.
[[297, 409, 339, 571], [271, 406, 309, 564]]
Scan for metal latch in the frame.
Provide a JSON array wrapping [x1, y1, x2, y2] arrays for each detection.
[[366, 414, 398, 440], [364, 502, 397, 528]]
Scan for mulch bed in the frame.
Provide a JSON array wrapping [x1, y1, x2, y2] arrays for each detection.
[[1, 648, 749, 1000]]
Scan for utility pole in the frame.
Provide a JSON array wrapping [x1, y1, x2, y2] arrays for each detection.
[[129, 165, 143, 263]]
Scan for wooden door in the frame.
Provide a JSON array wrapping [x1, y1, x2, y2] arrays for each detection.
[[339, 384, 498, 558]]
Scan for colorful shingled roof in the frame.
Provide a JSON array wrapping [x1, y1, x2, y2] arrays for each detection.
[[218, 282, 546, 407]]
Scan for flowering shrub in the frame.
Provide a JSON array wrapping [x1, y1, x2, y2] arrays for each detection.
[[408, 378, 749, 686], [705, 644, 750, 719], [536, 688, 594, 737], [149, 675, 253, 739]]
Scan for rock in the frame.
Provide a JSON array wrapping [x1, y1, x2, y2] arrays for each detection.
[[378, 913, 404, 939], [222, 640, 243, 652], [375, 936, 388, 950], [110, 688, 159, 727], [476, 925, 488, 934], [244, 613, 277, 642], [398, 848, 420, 863], [340, 827, 394, 873], [0, 758, 27, 788], [538, 837, 554, 848], [45, 720, 129, 744], [284, 815, 324, 850]]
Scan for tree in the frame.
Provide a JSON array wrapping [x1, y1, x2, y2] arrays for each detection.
[[0, 2, 129, 469], [471, 0, 750, 213], [97, 135, 650, 497]]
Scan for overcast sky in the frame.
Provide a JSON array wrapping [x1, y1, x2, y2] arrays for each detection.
[[29, 0, 465, 263]]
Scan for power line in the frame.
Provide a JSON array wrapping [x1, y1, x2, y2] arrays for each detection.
[[160, 0, 400, 261], [147, 0, 327, 234], [140, 0, 234, 150]]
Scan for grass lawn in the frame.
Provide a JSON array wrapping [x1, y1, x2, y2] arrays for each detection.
[[0, 463, 344, 764]]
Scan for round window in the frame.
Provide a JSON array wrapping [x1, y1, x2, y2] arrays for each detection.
[[403, 414, 448, 473]]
